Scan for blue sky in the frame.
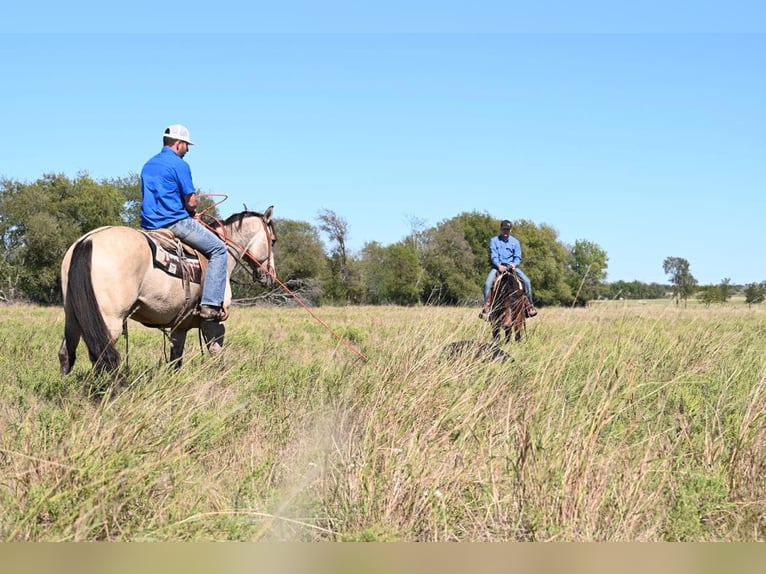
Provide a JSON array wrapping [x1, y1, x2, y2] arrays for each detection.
[[2, 3, 765, 285]]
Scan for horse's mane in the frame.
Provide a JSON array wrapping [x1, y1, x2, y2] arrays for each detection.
[[218, 210, 264, 227], [207, 210, 265, 231], [494, 270, 524, 307], [207, 210, 277, 244]]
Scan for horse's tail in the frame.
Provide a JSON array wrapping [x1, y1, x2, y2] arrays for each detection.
[[68, 238, 120, 372]]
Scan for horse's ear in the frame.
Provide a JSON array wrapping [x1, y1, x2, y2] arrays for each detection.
[[264, 205, 273, 221], [243, 203, 248, 211]]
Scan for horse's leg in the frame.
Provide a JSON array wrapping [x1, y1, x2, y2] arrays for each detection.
[[169, 329, 189, 369], [65, 238, 123, 375], [514, 307, 525, 343], [59, 300, 81, 375], [200, 322, 225, 356]]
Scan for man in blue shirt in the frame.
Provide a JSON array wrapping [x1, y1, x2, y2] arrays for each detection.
[[140, 124, 228, 322], [480, 219, 537, 319]]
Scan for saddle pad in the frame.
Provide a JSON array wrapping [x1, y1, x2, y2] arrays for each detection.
[[141, 231, 202, 284]]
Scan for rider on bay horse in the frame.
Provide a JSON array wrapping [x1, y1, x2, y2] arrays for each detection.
[[480, 219, 537, 319]]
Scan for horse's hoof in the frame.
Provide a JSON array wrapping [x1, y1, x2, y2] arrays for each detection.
[[208, 342, 223, 356]]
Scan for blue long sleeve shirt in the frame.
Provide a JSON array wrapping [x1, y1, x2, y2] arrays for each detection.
[[140, 147, 196, 229], [489, 234, 522, 270]]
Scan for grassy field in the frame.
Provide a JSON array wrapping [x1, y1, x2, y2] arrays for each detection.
[[0, 300, 764, 541]]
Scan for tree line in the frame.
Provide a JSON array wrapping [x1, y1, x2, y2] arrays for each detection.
[[1, 173, 762, 308]]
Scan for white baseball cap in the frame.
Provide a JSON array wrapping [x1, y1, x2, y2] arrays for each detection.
[[163, 124, 194, 145]]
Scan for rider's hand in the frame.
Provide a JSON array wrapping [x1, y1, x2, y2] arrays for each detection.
[[185, 192, 198, 216]]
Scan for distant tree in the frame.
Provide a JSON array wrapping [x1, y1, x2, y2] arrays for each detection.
[[717, 278, 732, 303], [230, 217, 327, 304], [359, 241, 421, 305], [317, 209, 351, 303], [744, 282, 766, 307], [696, 285, 718, 307], [603, 280, 667, 300], [512, 220, 572, 306], [567, 239, 608, 306], [405, 215, 428, 253], [107, 173, 141, 227], [270, 218, 326, 282], [419, 220, 478, 304], [0, 173, 126, 303], [663, 257, 698, 306], [452, 211, 497, 276]]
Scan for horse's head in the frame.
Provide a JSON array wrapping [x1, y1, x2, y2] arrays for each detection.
[[222, 205, 277, 288]]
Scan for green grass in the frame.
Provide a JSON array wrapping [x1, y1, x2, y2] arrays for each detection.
[[0, 300, 764, 541]]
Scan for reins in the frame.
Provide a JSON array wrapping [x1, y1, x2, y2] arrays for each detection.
[[196, 195, 369, 363]]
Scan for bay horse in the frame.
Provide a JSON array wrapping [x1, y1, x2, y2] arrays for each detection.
[[487, 268, 527, 343], [58, 207, 276, 375]]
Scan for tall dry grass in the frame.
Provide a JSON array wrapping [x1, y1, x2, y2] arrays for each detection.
[[0, 301, 764, 540]]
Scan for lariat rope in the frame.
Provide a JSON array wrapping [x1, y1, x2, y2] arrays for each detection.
[[197, 195, 369, 363]]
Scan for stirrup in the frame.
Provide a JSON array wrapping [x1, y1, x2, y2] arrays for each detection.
[[198, 305, 224, 322]]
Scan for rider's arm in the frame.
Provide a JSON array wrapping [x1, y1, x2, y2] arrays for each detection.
[[184, 192, 198, 216]]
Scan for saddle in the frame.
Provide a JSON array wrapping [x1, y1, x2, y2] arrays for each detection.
[[140, 229, 204, 284], [140, 229, 211, 327]]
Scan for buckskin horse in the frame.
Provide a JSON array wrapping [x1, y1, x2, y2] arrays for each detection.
[[58, 207, 276, 375], [487, 268, 527, 343]]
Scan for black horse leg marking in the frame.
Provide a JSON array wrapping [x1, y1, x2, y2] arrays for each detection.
[[200, 322, 225, 356], [169, 329, 189, 368]]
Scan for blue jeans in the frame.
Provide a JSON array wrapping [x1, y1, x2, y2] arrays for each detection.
[[168, 217, 229, 307], [484, 267, 533, 304]]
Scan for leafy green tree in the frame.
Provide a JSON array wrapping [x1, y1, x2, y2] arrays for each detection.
[[717, 278, 732, 303], [230, 217, 326, 305], [744, 282, 766, 307], [695, 281, 731, 306], [603, 280, 667, 300], [567, 239, 608, 306], [511, 220, 572, 306], [359, 241, 421, 305], [696, 285, 718, 307], [270, 218, 327, 282], [419, 220, 478, 304], [451, 211, 497, 279], [106, 173, 141, 227], [663, 256, 698, 306], [0, 173, 126, 303], [418, 213, 574, 307], [317, 209, 352, 303]]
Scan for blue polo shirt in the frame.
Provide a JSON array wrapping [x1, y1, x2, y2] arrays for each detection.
[[489, 234, 522, 269], [140, 147, 196, 229]]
